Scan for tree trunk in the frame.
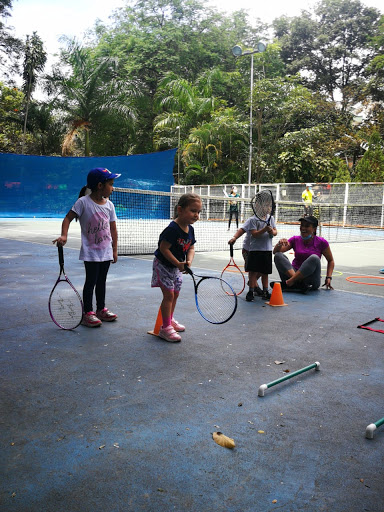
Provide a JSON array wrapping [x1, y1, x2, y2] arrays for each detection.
[[22, 76, 33, 154], [85, 129, 90, 156]]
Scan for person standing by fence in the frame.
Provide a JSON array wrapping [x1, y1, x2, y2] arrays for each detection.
[[302, 184, 314, 216], [227, 186, 240, 231]]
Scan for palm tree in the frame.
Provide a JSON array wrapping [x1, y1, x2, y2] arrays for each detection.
[[22, 32, 46, 153], [183, 112, 248, 184], [47, 39, 140, 156], [154, 69, 247, 182], [154, 69, 228, 145]]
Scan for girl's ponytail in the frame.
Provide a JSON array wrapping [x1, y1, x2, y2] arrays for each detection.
[[75, 186, 92, 221], [78, 186, 92, 198]]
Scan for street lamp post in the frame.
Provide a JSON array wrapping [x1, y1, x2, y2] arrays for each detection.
[[176, 125, 181, 184], [231, 42, 266, 185]]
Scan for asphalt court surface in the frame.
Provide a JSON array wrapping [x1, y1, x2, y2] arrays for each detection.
[[1, 219, 384, 512]]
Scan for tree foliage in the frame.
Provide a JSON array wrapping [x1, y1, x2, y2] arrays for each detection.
[[273, 0, 381, 111], [1, 0, 383, 185], [0, 81, 23, 152], [22, 32, 46, 153], [46, 38, 140, 156], [0, 0, 22, 80], [355, 130, 384, 181]]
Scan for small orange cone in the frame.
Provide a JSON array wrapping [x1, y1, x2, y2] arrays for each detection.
[[266, 282, 287, 307], [147, 307, 163, 335]]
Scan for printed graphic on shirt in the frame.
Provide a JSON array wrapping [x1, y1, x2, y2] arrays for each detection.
[[86, 211, 111, 249], [177, 237, 192, 254]]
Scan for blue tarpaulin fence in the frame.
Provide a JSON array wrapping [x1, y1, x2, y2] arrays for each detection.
[[0, 150, 176, 217]]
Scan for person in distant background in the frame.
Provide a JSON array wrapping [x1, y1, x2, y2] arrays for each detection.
[[302, 183, 314, 216], [227, 186, 240, 231]]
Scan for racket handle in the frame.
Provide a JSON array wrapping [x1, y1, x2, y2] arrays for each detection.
[[230, 244, 234, 257], [184, 264, 192, 275], [58, 245, 64, 266]]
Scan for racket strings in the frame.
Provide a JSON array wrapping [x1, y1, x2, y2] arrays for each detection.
[[49, 281, 83, 329], [221, 268, 245, 296], [252, 190, 274, 220], [196, 277, 237, 323]]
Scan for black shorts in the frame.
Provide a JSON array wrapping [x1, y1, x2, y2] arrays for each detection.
[[242, 249, 249, 272], [247, 251, 272, 274]]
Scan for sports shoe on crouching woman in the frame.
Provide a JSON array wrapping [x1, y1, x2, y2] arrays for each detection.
[[96, 308, 118, 322], [158, 325, 181, 343], [82, 311, 102, 327]]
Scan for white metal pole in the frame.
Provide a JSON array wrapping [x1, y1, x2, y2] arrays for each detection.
[[381, 183, 384, 228], [248, 53, 254, 185], [343, 183, 349, 227], [177, 126, 181, 184]]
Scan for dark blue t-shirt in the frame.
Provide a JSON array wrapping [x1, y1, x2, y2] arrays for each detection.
[[154, 221, 196, 268]]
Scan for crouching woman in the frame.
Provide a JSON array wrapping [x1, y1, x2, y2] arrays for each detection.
[[273, 216, 334, 291]]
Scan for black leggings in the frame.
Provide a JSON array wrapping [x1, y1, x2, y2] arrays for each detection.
[[228, 209, 239, 228], [83, 261, 111, 313]]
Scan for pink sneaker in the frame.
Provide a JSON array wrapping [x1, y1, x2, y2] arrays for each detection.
[[171, 318, 185, 332], [158, 325, 181, 343], [96, 308, 117, 322], [81, 311, 102, 328]]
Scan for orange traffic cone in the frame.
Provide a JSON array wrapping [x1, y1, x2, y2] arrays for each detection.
[[266, 282, 287, 307], [147, 307, 163, 336]]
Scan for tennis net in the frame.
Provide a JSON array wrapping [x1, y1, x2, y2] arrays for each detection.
[[111, 187, 384, 255]]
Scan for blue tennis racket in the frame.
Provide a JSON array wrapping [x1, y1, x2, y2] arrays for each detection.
[[184, 265, 237, 324]]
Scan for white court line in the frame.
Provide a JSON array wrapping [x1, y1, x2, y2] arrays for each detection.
[[0, 228, 82, 239], [337, 289, 384, 299], [1, 236, 382, 277], [340, 270, 384, 277], [1, 238, 382, 298], [0, 237, 81, 249]]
